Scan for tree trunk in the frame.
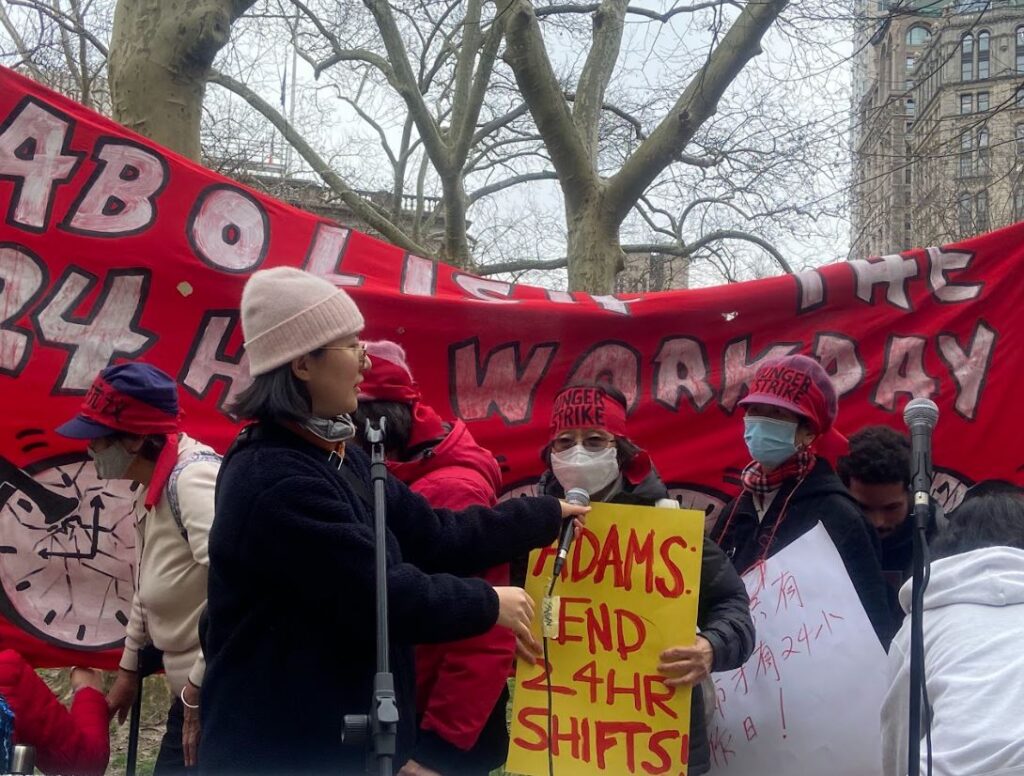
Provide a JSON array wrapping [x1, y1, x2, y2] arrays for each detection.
[[440, 175, 473, 270], [566, 201, 622, 293], [109, 0, 252, 161]]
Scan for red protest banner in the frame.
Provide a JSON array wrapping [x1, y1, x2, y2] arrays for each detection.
[[0, 65, 1021, 668]]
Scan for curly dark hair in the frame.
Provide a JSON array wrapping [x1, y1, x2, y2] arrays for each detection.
[[836, 425, 911, 488]]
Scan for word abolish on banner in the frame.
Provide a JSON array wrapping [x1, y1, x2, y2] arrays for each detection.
[[708, 523, 888, 776], [508, 503, 705, 776]]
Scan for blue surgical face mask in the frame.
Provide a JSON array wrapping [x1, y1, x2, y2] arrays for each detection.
[[743, 416, 799, 469]]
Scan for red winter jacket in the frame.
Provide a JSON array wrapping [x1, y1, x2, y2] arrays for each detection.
[[389, 421, 515, 764], [0, 650, 110, 776]]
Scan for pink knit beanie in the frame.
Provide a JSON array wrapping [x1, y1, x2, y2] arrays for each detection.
[[241, 267, 365, 376]]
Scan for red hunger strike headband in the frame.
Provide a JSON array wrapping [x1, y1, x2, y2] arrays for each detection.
[[80, 378, 181, 435], [550, 387, 627, 438], [80, 377, 181, 510]]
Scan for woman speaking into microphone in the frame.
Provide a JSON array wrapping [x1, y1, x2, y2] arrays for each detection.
[[198, 268, 587, 775]]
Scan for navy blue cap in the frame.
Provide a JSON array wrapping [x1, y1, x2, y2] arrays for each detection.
[[56, 362, 180, 439]]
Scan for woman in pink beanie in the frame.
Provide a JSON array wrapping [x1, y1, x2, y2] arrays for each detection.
[[199, 267, 588, 775]]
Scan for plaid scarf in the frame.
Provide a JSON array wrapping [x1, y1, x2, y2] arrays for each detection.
[[740, 450, 816, 496]]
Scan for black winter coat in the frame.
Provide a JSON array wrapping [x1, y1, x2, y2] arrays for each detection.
[[711, 458, 898, 649], [536, 469, 755, 776], [199, 424, 562, 775]]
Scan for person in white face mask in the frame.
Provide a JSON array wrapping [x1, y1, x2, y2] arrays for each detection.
[[533, 382, 756, 776], [538, 383, 658, 503], [710, 354, 896, 648], [55, 362, 220, 774]]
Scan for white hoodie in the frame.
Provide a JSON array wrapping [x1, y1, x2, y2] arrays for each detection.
[[881, 546, 1024, 776]]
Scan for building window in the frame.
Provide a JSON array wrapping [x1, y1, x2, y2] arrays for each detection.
[[1018, 88, 1024, 108], [960, 94, 973, 114], [1015, 187, 1024, 220], [960, 132, 973, 176], [906, 25, 931, 46], [1017, 26, 1024, 74], [961, 34, 974, 81], [977, 31, 990, 80], [977, 91, 989, 112], [957, 193, 972, 234], [905, 55, 916, 73], [977, 128, 989, 174], [906, 98, 915, 117], [976, 191, 988, 231], [1017, 123, 1024, 155]]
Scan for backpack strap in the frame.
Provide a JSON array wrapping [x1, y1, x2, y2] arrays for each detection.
[[166, 450, 222, 542]]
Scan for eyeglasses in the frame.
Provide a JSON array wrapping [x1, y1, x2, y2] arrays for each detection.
[[320, 343, 369, 366], [551, 433, 616, 453]]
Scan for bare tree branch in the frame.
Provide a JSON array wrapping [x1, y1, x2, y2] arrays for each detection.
[[680, 229, 793, 273], [8, 0, 108, 56], [501, 0, 598, 212], [535, 0, 734, 21], [607, 0, 789, 225], [468, 170, 558, 202], [471, 103, 531, 145], [475, 229, 791, 277], [475, 256, 569, 274], [209, 68, 432, 257], [361, 0, 450, 171], [572, 0, 629, 160], [0, 2, 46, 81]]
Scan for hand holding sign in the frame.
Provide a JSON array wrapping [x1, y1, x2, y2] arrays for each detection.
[[658, 636, 715, 687], [495, 586, 541, 653]]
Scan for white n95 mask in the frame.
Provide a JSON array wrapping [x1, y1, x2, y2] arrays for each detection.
[[551, 445, 619, 495]]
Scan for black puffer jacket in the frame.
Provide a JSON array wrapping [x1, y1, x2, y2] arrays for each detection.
[[711, 458, 898, 649], [537, 469, 755, 776]]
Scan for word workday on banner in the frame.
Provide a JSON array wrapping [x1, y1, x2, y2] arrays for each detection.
[[507, 503, 705, 776], [708, 523, 887, 776], [0, 92, 998, 427]]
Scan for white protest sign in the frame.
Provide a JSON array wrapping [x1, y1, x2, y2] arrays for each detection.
[[708, 522, 887, 776]]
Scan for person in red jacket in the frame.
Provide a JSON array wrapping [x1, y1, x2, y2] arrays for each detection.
[[353, 340, 514, 776], [0, 650, 109, 776]]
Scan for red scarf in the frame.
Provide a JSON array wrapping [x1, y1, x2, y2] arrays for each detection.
[[739, 450, 816, 496]]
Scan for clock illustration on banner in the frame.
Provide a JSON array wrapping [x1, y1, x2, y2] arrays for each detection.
[[0, 451, 137, 650]]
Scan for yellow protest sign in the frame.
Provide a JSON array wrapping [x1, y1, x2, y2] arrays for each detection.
[[507, 501, 705, 776]]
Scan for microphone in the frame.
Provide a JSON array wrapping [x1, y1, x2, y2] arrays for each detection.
[[552, 487, 590, 577], [903, 397, 939, 509]]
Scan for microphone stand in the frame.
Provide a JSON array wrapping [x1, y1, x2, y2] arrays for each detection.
[[904, 398, 938, 776], [342, 418, 398, 776], [907, 495, 929, 776]]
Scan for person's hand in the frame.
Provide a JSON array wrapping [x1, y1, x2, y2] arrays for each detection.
[[514, 632, 543, 665], [106, 668, 140, 724], [181, 682, 201, 768], [557, 500, 589, 539], [657, 636, 715, 688], [494, 586, 540, 651], [70, 666, 103, 694], [397, 759, 442, 776]]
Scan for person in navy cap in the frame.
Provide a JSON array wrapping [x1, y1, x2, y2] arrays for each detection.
[[56, 362, 219, 774]]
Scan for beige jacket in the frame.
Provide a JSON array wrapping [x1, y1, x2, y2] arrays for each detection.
[[119, 433, 218, 695]]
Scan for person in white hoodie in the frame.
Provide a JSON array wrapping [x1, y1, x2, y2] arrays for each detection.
[[881, 491, 1024, 776], [56, 362, 218, 774]]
